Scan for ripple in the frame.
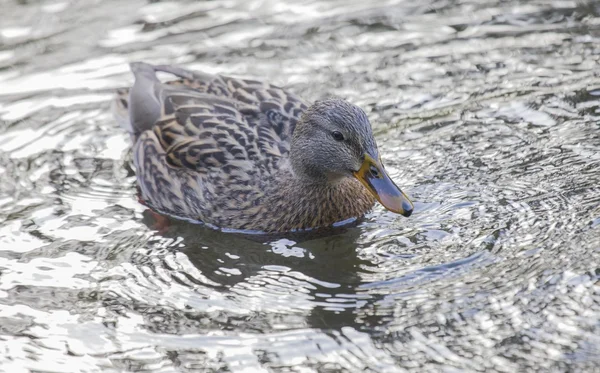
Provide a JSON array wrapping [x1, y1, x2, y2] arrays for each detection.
[[0, 0, 600, 371]]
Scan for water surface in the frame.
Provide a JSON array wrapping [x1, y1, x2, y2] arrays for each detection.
[[1, 0, 600, 371]]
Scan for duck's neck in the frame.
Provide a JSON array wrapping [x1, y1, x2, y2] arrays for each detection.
[[261, 173, 375, 232]]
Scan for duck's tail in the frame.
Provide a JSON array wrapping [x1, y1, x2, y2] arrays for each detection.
[[112, 62, 165, 138], [114, 62, 223, 138]]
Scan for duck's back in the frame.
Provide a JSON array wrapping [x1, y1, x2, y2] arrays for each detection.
[[114, 62, 309, 228]]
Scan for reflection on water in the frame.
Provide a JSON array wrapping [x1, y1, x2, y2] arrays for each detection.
[[1, 0, 600, 371]]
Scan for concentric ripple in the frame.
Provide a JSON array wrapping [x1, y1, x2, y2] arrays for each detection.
[[1, 0, 600, 372]]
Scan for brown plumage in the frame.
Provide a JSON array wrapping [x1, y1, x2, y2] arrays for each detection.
[[113, 62, 412, 233]]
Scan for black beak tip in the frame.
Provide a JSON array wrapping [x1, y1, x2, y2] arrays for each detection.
[[402, 201, 414, 217]]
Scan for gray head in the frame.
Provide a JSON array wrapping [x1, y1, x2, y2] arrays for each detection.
[[290, 98, 414, 217], [291, 98, 377, 181]]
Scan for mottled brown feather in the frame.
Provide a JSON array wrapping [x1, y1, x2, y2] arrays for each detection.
[[115, 63, 375, 232]]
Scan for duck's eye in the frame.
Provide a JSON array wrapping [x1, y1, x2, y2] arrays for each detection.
[[332, 131, 344, 141]]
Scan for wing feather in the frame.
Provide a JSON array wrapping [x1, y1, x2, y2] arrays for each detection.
[[126, 62, 309, 189]]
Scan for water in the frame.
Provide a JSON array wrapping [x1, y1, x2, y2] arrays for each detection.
[[1, 0, 600, 371]]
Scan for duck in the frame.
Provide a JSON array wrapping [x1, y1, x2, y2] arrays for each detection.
[[113, 62, 413, 233]]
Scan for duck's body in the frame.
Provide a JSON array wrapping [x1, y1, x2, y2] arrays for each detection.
[[134, 126, 374, 232], [115, 63, 412, 233]]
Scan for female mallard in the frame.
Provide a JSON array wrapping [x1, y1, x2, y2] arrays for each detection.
[[114, 62, 413, 233]]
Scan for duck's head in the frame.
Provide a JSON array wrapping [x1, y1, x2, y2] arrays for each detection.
[[291, 98, 414, 217]]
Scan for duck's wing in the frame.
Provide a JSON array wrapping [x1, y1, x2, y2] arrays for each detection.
[[126, 62, 308, 175]]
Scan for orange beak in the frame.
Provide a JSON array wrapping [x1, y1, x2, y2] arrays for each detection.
[[353, 154, 414, 217]]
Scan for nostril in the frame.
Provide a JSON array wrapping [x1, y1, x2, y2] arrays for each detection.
[[369, 166, 380, 178]]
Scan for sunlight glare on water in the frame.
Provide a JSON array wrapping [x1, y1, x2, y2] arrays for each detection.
[[1, 0, 600, 372]]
